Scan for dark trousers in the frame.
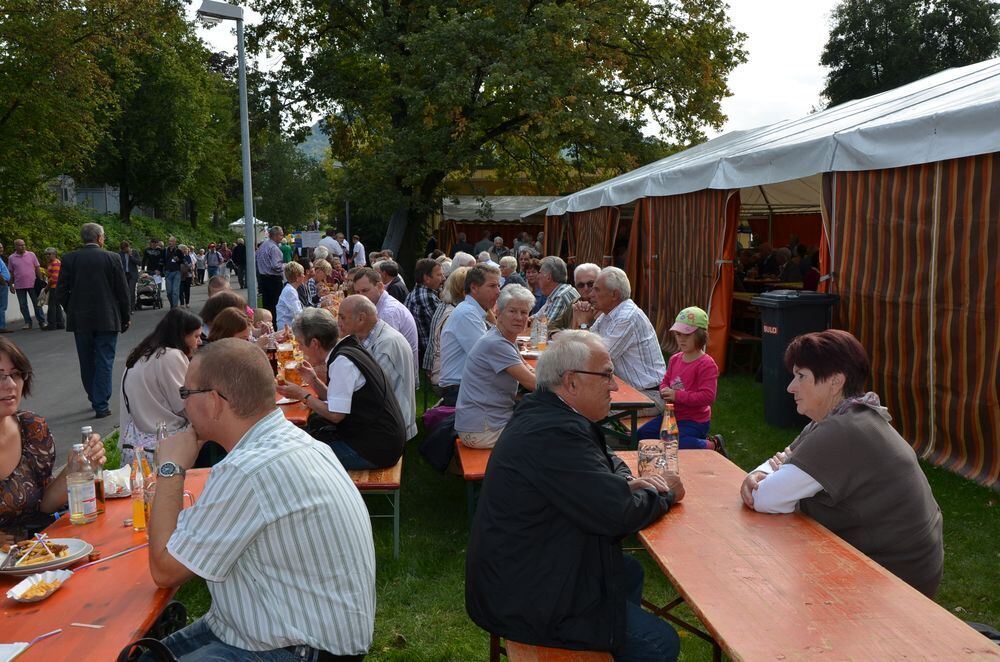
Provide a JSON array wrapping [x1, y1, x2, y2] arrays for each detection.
[[16, 288, 45, 327], [45, 293, 64, 328], [180, 278, 192, 305], [619, 554, 681, 661], [196, 268, 205, 285], [73, 330, 118, 415], [235, 264, 246, 288], [259, 273, 283, 320], [125, 273, 138, 310]]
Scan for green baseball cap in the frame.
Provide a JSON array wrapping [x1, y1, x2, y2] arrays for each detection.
[[670, 306, 708, 333]]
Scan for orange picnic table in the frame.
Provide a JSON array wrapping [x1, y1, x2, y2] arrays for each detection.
[[524, 356, 653, 445], [277, 385, 317, 427], [617, 451, 997, 660], [1, 469, 209, 660]]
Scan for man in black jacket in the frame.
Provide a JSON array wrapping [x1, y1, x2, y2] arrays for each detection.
[[466, 331, 682, 660], [231, 238, 247, 288], [55, 223, 131, 419], [118, 240, 140, 311]]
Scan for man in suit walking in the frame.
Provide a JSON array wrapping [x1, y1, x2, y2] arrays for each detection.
[[119, 240, 140, 311], [56, 223, 132, 419]]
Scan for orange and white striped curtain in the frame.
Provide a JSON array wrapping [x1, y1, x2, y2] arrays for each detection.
[[543, 215, 564, 257], [827, 153, 1000, 488], [566, 207, 620, 266]]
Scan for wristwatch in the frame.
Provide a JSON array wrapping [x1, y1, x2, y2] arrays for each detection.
[[157, 461, 186, 479]]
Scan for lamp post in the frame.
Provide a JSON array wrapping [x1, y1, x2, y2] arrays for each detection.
[[197, 0, 258, 306]]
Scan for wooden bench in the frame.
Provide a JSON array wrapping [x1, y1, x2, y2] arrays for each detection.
[[348, 458, 403, 559], [727, 329, 761, 373], [489, 635, 612, 662], [455, 439, 491, 523]]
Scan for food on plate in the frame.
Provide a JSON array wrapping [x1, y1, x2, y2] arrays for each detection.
[[2, 539, 70, 567], [20, 579, 63, 599]]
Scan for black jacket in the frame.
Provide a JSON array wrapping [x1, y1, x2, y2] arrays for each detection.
[[119, 250, 140, 279], [232, 243, 246, 267], [386, 277, 408, 304], [56, 244, 131, 333], [466, 390, 673, 653]]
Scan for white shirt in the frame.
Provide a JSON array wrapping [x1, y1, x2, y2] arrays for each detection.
[[361, 320, 417, 440], [276, 283, 303, 332], [327, 354, 366, 414], [339, 239, 350, 265], [590, 298, 666, 391], [751, 460, 824, 513], [352, 242, 366, 267], [167, 410, 375, 654], [318, 236, 344, 257]]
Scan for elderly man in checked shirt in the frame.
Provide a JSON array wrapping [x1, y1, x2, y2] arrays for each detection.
[[148, 339, 375, 661], [533, 256, 579, 332], [576, 267, 667, 412]]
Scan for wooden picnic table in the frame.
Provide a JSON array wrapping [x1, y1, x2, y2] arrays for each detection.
[[1, 469, 210, 661], [524, 356, 653, 445], [617, 451, 997, 660]]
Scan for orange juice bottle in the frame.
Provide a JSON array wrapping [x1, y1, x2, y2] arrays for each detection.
[[131, 454, 146, 532]]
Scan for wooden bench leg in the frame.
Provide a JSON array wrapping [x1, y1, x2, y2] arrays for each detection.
[[489, 633, 502, 662], [392, 488, 400, 560]]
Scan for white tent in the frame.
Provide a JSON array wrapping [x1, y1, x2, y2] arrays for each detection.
[[531, 57, 1000, 217], [228, 216, 266, 230]]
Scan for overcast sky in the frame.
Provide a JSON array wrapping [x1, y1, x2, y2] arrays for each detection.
[[189, 0, 842, 139]]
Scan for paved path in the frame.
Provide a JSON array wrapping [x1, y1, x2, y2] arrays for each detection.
[[4, 278, 241, 462]]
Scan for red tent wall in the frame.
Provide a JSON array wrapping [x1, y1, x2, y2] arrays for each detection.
[[747, 213, 822, 249], [442, 221, 542, 254]]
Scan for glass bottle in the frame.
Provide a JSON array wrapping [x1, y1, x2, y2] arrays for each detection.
[[131, 453, 146, 532], [67, 443, 98, 525], [659, 404, 680, 476], [82, 425, 105, 514]]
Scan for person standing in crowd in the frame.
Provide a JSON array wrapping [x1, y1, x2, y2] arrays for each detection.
[[218, 241, 232, 282], [280, 237, 294, 263], [162, 236, 182, 309], [466, 331, 683, 661], [473, 230, 493, 255], [379, 261, 408, 303], [141, 238, 164, 279], [119, 241, 140, 311], [405, 258, 444, 362], [335, 233, 350, 267], [42, 248, 64, 330], [318, 228, 345, 265], [275, 308, 406, 470], [194, 248, 207, 286], [178, 245, 195, 308], [0, 243, 11, 333], [147, 339, 376, 659], [337, 295, 417, 441], [8, 239, 47, 330], [204, 243, 222, 279], [438, 264, 501, 406], [534, 256, 579, 332], [231, 238, 246, 288], [277, 261, 306, 332], [489, 236, 509, 262], [55, 222, 131, 419], [256, 226, 285, 320], [351, 235, 366, 267], [351, 268, 418, 379], [450, 232, 474, 257]]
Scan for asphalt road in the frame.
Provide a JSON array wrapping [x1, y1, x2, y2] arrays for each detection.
[[7, 279, 231, 462]]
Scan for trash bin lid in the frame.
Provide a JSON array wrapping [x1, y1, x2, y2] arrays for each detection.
[[751, 290, 840, 308]]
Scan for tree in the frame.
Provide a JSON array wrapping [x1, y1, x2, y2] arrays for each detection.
[[253, 131, 327, 230], [249, 0, 746, 265], [821, 0, 1000, 107], [0, 0, 154, 216]]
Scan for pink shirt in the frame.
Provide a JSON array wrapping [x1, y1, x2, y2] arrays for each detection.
[[658, 352, 719, 423], [8, 251, 40, 290]]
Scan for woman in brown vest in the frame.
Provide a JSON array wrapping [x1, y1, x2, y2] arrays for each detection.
[[740, 329, 944, 597]]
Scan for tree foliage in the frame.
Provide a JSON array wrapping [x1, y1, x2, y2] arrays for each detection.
[[821, 0, 1000, 107], [248, 0, 746, 262]]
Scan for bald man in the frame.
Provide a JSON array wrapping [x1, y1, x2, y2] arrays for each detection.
[[338, 295, 417, 440]]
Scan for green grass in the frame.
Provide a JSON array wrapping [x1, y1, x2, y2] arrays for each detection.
[[158, 375, 998, 659]]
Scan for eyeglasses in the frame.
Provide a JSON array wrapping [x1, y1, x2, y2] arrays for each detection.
[[179, 387, 228, 401], [567, 369, 615, 384], [0, 370, 26, 383], [575, 280, 595, 289]]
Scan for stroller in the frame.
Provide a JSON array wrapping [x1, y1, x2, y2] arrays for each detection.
[[135, 272, 162, 310]]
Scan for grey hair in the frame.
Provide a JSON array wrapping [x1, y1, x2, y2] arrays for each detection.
[[497, 284, 535, 313], [81, 222, 104, 244], [292, 307, 339, 349], [268, 225, 284, 237], [452, 251, 476, 268], [477, 251, 491, 262], [574, 263, 600, 280], [599, 266, 631, 300], [44, 247, 58, 255], [499, 255, 517, 270], [539, 256, 568, 284], [313, 245, 330, 260], [535, 330, 608, 391]]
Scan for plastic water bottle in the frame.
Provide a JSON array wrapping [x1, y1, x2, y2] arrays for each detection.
[[67, 443, 98, 524]]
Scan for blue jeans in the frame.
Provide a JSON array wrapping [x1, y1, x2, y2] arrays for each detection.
[[328, 440, 378, 470], [165, 270, 181, 308], [619, 555, 681, 662], [0, 286, 7, 329], [207, 266, 219, 278], [73, 330, 117, 414], [16, 288, 45, 327], [636, 417, 711, 450], [153, 618, 324, 661]]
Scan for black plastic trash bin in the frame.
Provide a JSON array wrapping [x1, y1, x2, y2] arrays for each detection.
[[751, 290, 840, 428]]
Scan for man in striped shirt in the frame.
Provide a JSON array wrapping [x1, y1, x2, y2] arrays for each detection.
[[148, 339, 375, 660]]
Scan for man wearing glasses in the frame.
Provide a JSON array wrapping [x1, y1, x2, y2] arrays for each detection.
[[467, 331, 684, 661], [569, 262, 601, 328]]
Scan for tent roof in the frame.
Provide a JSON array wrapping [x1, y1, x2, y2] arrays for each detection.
[[444, 196, 559, 222], [537, 57, 1000, 217]]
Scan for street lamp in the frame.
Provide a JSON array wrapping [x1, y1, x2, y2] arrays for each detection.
[[197, 0, 258, 306]]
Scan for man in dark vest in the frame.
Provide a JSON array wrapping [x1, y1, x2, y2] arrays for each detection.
[[276, 307, 405, 470]]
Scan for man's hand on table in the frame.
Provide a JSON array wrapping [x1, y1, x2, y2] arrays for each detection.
[[741, 470, 768, 509], [157, 427, 201, 471], [276, 382, 309, 401], [630, 473, 685, 503]]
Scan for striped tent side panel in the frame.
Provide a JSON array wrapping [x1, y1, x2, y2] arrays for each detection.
[[568, 209, 612, 266]]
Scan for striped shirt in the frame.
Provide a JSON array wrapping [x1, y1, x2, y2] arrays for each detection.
[[537, 283, 579, 330], [255, 239, 284, 276], [46, 259, 61, 289], [167, 409, 375, 654], [590, 299, 666, 391], [376, 290, 419, 380]]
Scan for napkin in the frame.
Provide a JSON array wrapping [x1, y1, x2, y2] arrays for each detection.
[[104, 464, 133, 497], [0, 643, 29, 662]]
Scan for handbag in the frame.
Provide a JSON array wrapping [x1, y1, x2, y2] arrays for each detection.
[[116, 638, 178, 662], [36, 287, 49, 307]]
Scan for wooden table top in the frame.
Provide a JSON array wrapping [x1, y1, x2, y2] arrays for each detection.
[[617, 451, 997, 660], [523, 357, 653, 410], [277, 385, 316, 427], [1, 469, 210, 660]]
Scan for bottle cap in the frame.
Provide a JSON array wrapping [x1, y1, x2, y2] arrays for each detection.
[[81, 425, 93, 434], [72, 443, 84, 451]]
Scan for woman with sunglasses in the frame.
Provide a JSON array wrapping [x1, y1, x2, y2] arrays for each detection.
[[0, 338, 105, 544], [118, 308, 203, 467]]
